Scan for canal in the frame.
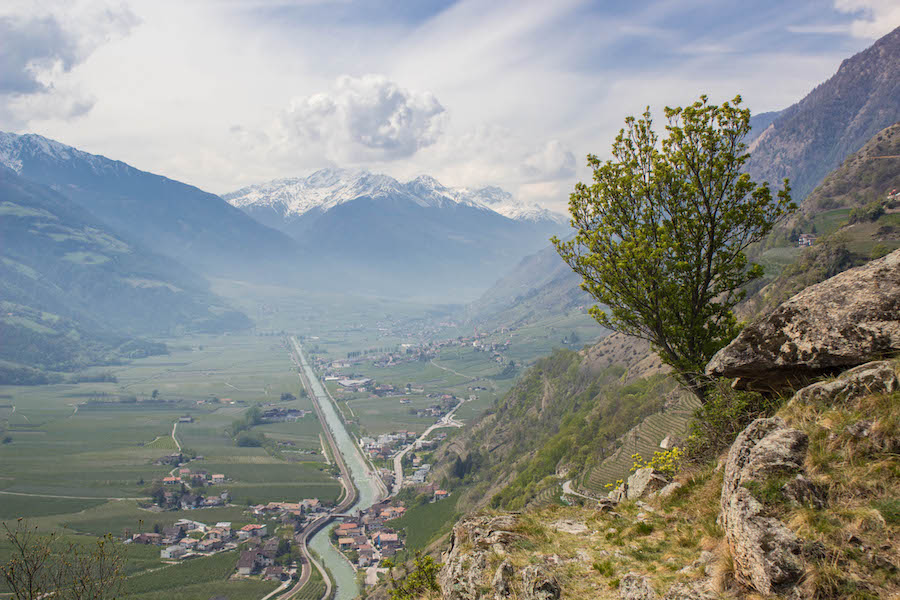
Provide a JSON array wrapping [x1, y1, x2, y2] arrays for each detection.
[[297, 341, 382, 600]]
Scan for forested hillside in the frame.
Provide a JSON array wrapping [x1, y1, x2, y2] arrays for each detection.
[[0, 165, 251, 382]]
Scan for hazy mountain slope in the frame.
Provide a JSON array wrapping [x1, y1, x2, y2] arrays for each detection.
[[464, 242, 592, 329], [0, 165, 250, 377], [746, 25, 900, 202], [0, 132, 300, 279]]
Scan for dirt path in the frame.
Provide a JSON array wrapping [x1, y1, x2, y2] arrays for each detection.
[[171, 421, 182, 452], [430, 358, 474, 379], [0, 490, 149, 501]]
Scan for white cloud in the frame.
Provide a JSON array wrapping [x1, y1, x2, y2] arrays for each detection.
[[833, 0, 900, 38], [0, 0, 885, 206], [0, 1, 138, 124], [275, 74, 447, 163], [522, 140, 576, 181]]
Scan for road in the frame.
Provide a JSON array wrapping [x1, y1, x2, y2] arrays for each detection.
[[391, 400, 464, 496], [430, 358, 474, 380], [561, 479, 600, 501]]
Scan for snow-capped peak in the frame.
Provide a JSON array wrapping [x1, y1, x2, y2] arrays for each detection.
[[224, 169, 567, 224], [0, 131, 121, 176]]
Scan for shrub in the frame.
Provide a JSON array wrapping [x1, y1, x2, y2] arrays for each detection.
[[630, 447, 683, 478], [384, 553, 441, 600], [685, 381, 783, 462]]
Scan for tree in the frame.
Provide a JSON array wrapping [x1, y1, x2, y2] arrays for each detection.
[[553, 95, 794, 400], [384, 553, 441, 600], [2, 520, 126, 600]]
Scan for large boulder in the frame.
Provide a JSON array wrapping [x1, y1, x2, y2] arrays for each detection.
[[791, 360, 898, 406], [706, 249, 900, 389], [720, 418, 807, 595], [626, 467, 670, 500]]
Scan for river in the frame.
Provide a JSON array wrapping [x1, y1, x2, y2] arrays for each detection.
[[296, 341, 382, 600]]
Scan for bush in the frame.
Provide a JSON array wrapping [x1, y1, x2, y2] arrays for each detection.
[[685, 381, 783, 462], [236, 431, 264, 447], [384, 553, 441, 600], [848, 200, 885, 224], [630, 447, 683, 478]]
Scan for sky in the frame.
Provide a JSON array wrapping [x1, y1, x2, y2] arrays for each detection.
[[1, 0, 898, 212]]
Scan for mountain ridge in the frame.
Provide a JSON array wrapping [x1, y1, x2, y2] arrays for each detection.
[[0, 131, 301, 281], [745, 25, 900, 202], [223, 168, 566, 226]]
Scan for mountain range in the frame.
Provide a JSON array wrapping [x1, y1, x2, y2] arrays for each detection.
[[225, 168, 564, 227], [225, 169, 568, 300]]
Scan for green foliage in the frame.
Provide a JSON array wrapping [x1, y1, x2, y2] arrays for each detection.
[[235, 431, 264, 447], [384, 553, 441, 600], [684, 381, 783, 462], [630, 447, 683, 478], [592, 559, 615, 577], [554, 95, 794, 399], [848, 200, 886, 224], [230, 405, 264, 446]]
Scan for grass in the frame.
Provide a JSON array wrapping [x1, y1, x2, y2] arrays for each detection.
[[0, 494, 107, 520]]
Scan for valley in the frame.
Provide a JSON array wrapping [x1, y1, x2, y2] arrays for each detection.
[[0, 282, 608, 600], [1, 14, 899, 600]]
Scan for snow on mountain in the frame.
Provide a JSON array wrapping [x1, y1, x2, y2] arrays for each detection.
[[223, 168, 567, 224], [0, 131, 123, 177], [457, 185, 568, 224]]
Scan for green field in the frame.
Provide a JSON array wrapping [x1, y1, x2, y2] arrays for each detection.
[[390, 494, 460, 555]]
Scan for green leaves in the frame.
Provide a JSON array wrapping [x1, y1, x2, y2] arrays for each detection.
[[553, 94, 795, 400]]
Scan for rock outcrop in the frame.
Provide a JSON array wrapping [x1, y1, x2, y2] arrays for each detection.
[[521, 566, 560, 600], [607, 467, 671, 502], [706, 249, 900, 389], [720, 417, 808, 595], [440, 515, 520, 600], [791, 360, 898, 405], [619, 573, 658, 599]]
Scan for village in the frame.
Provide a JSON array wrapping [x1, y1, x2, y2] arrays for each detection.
[[311, 329, 514, 377]]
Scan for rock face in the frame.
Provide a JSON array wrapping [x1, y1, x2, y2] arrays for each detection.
[[439, 515, 519, 600], [521, 566, 560, 600], [626, 467, 670, 500], [491, 560, 514, 598], [720, 417, 808, 595], [706, 249, 900, 388]]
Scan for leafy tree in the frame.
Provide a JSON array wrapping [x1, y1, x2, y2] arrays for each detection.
[[384, 553, 441, 600], [553, 95, 794, 400], [2, 520, 125, 600]]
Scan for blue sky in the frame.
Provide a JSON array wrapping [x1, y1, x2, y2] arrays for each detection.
[[0, 0, 897, 209]]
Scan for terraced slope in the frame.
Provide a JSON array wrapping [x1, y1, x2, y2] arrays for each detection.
[[581, 392, 701, 494]]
